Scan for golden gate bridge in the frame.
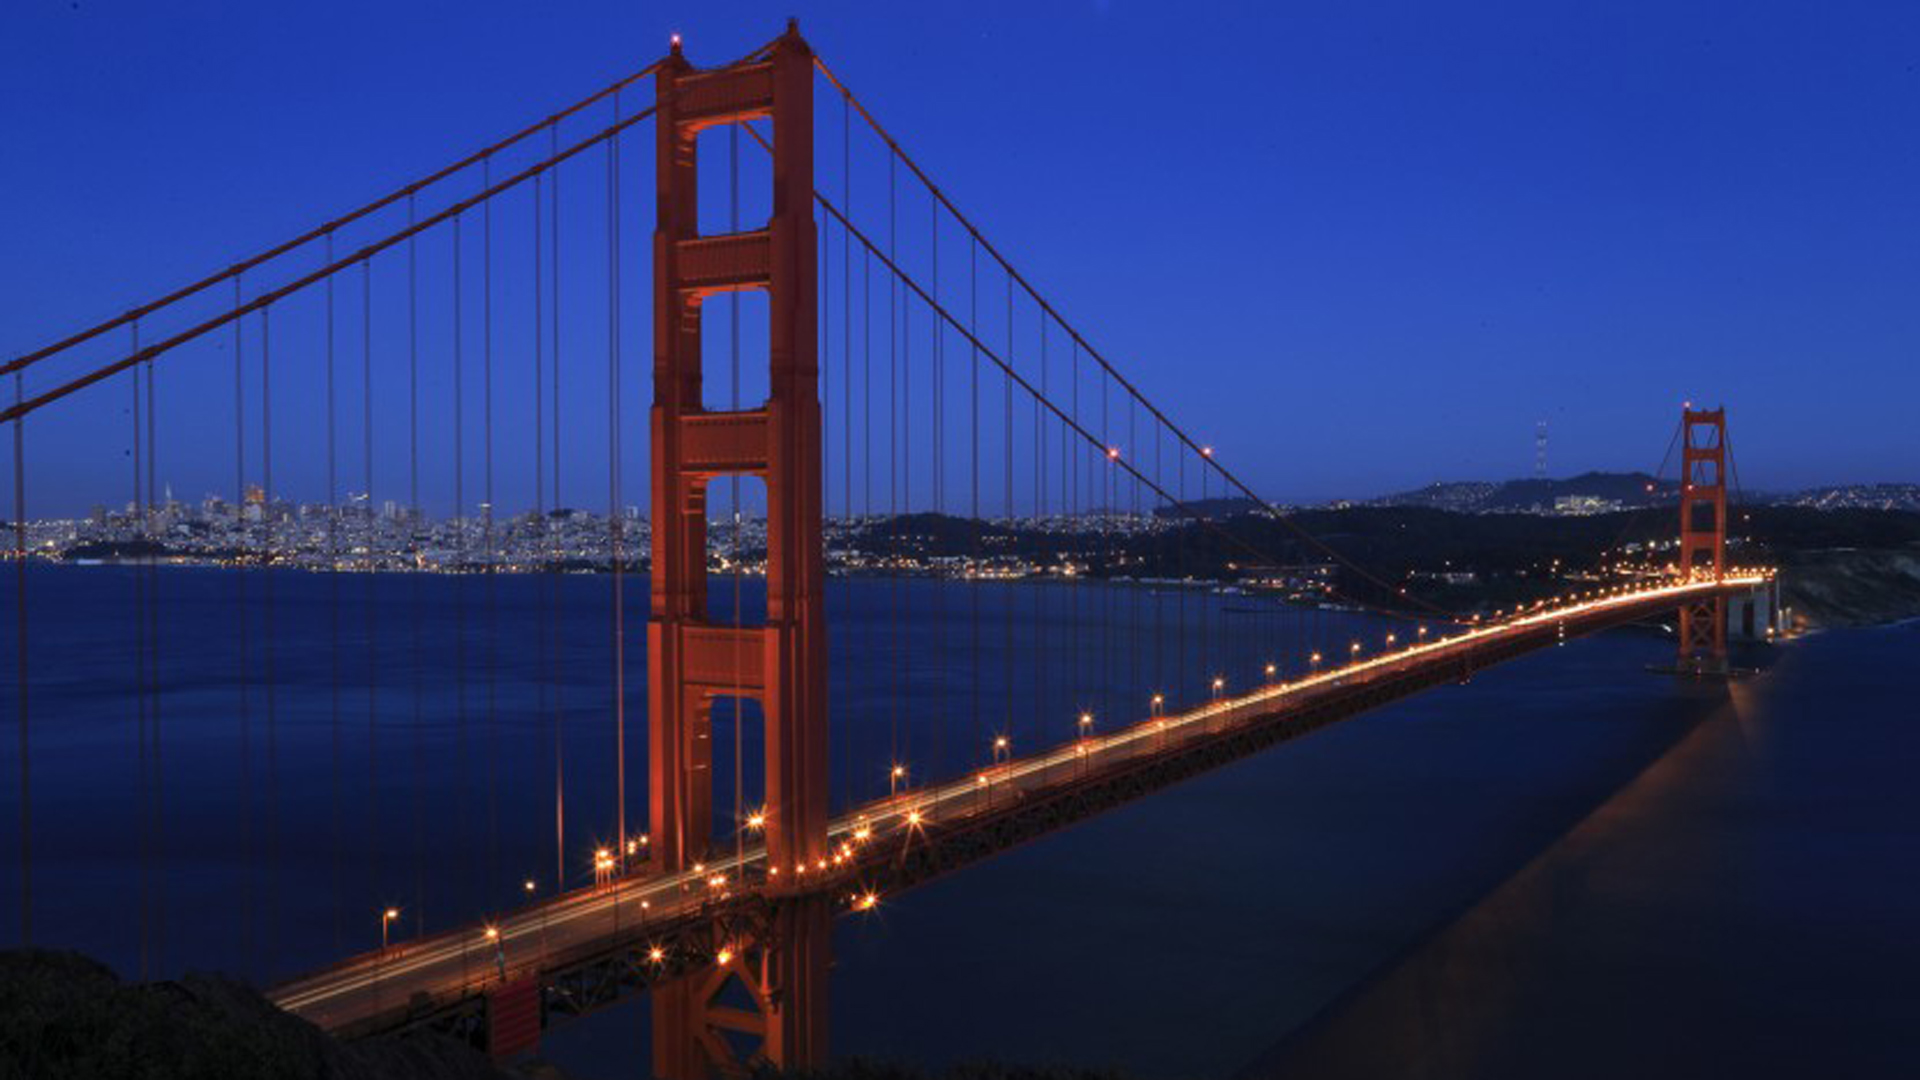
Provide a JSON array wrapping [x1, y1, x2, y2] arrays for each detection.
[[3, 22, 1776, 1075]]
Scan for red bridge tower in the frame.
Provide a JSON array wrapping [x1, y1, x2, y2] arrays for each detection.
[[648, 24, 829, 880], [648, 24, 832, 1078], [1677, 406, 1728, 672]]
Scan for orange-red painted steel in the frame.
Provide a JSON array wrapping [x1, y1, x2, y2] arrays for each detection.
[[1677, 407, 1729, 670], [648, 24, 830, 1077]]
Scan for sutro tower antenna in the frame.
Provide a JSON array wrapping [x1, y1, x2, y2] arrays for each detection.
[[1534, 420, 1548, 479]]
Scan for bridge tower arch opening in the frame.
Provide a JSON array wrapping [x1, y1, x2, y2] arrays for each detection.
[[648, 24, 828, 878], [1677, 406, 1728, 672]]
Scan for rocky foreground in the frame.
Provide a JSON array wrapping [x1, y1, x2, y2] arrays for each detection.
[[0, 950, 519, 1080]]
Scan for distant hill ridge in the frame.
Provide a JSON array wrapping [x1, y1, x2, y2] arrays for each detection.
[[1369, 473, 1920, 514], [1374, 471, 1673, 512]]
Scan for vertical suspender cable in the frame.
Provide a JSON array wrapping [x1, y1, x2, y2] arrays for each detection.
[[1121, 397, 1136, 722], [900, 166, 912, 784], [484, 157, 500, 911], [838, 103, 853, 816], [888, 151, 899, 787], [143, 333, 164, 971], [608, 117, 626, 865], [327, 232, 344, 954], [453, 213, 471, 920], [131, 337, 149, 977], [930, 194, 942, 786], [409, 194, 426, 938], [1070, 340, 1079, 727], [10, 363, 27, 947], [363, 259, 378, 922], [1002, 275, 1013, 754], [730, 123, 744, 870], [533, 169, 548, 894], [1035, 318, 1047, 747], [969, 237, 980, 774], [843, 95, 853, 528], [822, 150, 832, 540], [551, 126, 566, 891], [261, 303, 280, 972], [233, 276, 254, 967]]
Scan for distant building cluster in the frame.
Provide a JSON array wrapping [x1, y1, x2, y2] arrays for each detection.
[[9, 492, 1188, 584]]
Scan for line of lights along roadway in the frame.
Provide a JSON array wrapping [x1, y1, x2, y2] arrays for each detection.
[[273, 570, 1770, 1021]]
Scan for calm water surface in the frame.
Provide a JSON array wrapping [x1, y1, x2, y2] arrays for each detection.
[[3, 566, 1915, 1077]]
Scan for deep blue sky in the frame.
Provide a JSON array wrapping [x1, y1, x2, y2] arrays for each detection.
[[3, 0, 1915, 511]]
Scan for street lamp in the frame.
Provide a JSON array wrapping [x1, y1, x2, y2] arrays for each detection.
[[381, 907, 400, 951], [890, 763, 907, 798], [524, 878, 549, 959], [1263, 662, 1277, 683], [1350, 641, 1361, 663], [1210, 675, 1225, 700], [1309, 651, 1322, 674], [992, 735, 1010, 766]]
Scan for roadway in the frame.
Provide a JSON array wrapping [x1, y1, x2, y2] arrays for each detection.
[[269, 574, 1767, 1036]]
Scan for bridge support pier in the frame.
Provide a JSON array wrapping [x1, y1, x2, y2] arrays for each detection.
[[652, 897, 832, 1079]]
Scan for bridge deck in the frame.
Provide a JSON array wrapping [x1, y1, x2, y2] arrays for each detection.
[[268, 577, 1765, 1043]]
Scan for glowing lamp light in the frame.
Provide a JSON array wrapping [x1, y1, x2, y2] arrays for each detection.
[[891, 765, 906, 779], [994, 736, 1009, 751], [747, 811, 767, 831], [906, 808, 924, 827], [856, 891, 879, 911], [717, 947, 734, 965], [1107, 446, 1121, 461], [648, 946, 666, 963], [484, 925, 500, 941]]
